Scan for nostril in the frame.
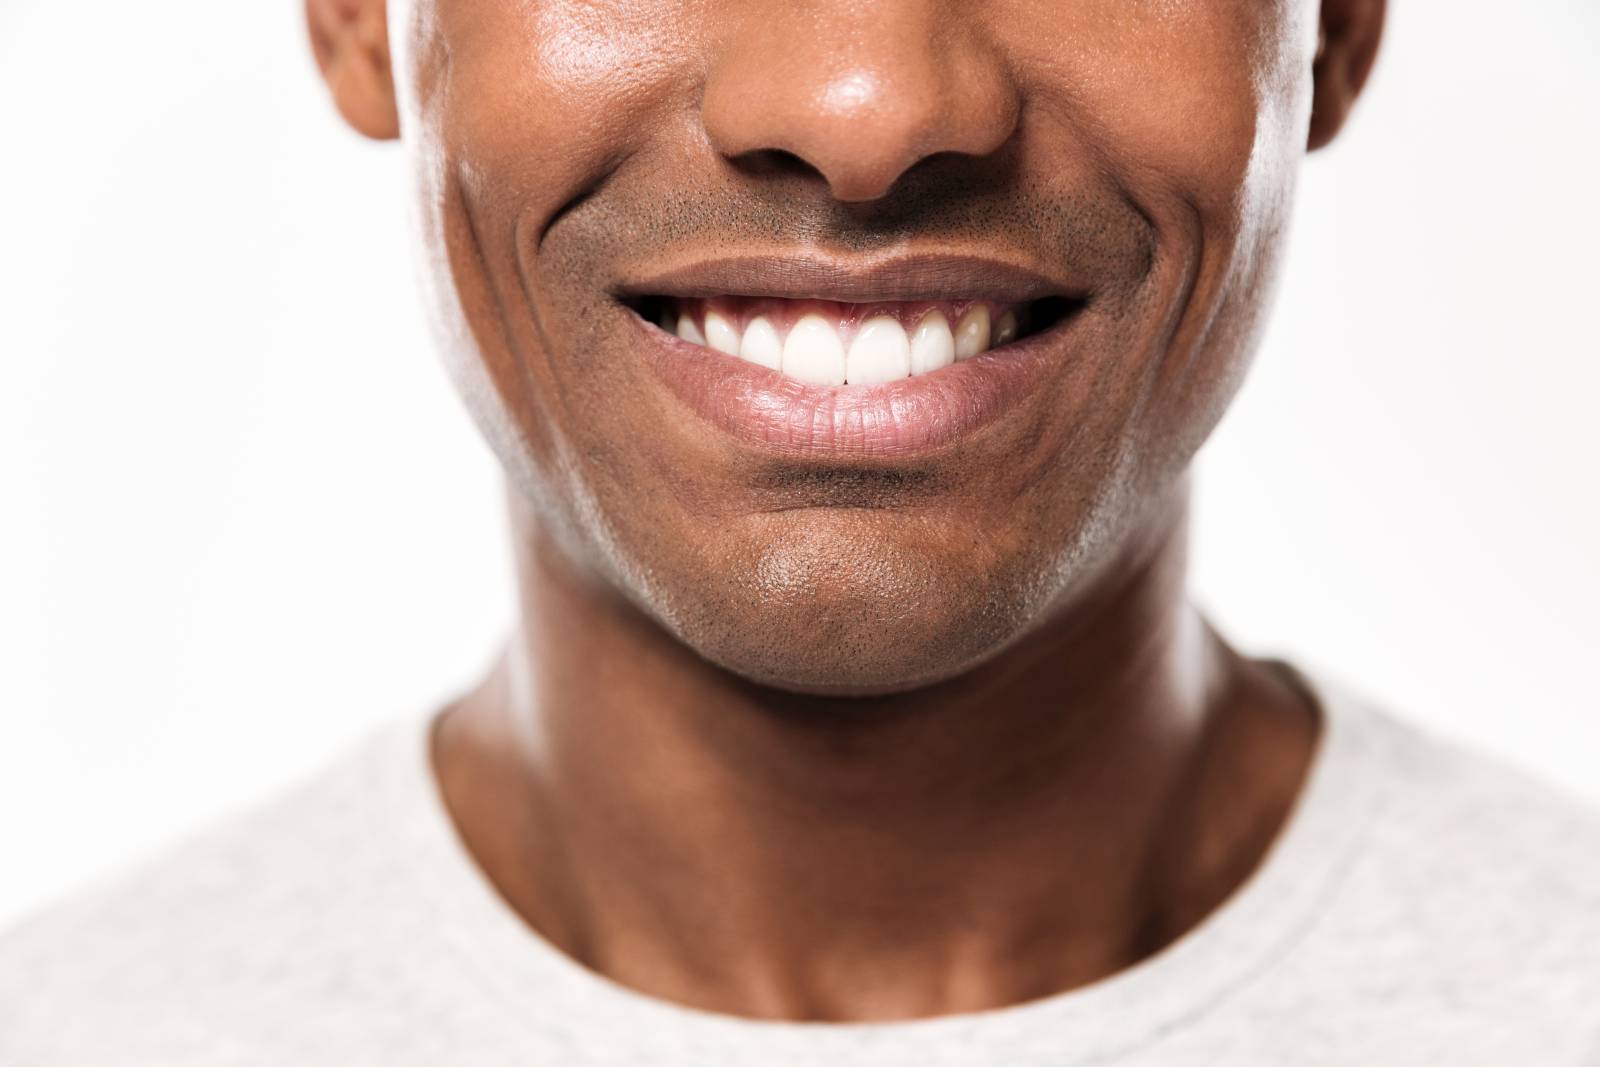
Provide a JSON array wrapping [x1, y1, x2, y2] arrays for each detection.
[[726, 147, 827, 184]]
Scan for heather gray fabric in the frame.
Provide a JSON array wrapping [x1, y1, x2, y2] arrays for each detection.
[[5, 668, 1600, 1065]]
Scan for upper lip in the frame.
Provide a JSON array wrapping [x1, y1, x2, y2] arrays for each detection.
[[614, 251, 1085, 305]]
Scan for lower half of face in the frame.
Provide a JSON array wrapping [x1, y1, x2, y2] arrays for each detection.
[[403, 0, 1314, 693]]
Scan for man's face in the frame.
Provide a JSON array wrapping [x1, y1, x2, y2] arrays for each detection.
[[393, 0, 1321, 693]]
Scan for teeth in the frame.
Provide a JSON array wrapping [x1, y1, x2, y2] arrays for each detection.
[[954, 306, 991, 361], [845, 316, 911, 385], [994, 309, 1018, 348], [676, 314, 706, 347], [667, 301, 1020, 383], [782, 314, 847, 387], [738, 315, 783, 370], [703, 309, 741, 356], [909, 312, 955, 375]]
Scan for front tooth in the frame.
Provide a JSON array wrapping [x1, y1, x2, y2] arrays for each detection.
[[909, 312, 955, 376], [703, 309, 741, 355], [993, 309, 1018, 347], [845, 315, 911, 385], [676, 313, 706, 347], [738, 315, 783, 370], [781, 314, 847, 387], [954, 305, 991, 360]]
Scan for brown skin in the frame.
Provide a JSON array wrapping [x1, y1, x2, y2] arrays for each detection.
[[309, 0, 1383, 1022]]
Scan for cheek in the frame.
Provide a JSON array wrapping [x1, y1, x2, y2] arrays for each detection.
[[1006, 0, 1312, 487], [396, 0, 693, 505], [1019, 0, 1306, 219], [419, 0, 686, 237]]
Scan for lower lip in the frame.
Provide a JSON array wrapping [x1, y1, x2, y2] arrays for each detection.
[[633, 314, 1070, 460]]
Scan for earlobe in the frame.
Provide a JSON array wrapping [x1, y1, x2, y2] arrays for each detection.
[[306, 0, 400, 141], [1307, 0, 1386, 151]]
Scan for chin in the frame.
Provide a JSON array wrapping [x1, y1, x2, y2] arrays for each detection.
[[685, 614, 1016, 697], [643, 523, 1056, 697]]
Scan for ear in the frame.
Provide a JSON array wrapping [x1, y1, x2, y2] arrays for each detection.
[[306, 0, 399, 140], [1307, 0, 1386, 150]]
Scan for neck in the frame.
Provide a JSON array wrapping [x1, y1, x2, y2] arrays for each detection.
[[433, 480, 1318, 1021]]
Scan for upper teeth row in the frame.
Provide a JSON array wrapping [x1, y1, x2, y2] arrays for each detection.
[[663, 304, 1020, 387]]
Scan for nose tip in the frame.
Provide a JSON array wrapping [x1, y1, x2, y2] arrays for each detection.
[[701, 13, 1021, 203]]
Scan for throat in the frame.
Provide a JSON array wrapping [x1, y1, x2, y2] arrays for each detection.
[[428, 499, 1320, 1023]]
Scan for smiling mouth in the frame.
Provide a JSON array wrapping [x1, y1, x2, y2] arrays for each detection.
[[629, 294, 1080, 387], [615, 254, 1091, 458]]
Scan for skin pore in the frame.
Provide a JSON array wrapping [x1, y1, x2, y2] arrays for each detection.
[[309, 0, 1383, 1023]]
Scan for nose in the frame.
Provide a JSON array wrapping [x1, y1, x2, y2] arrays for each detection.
[[701, 2, 1022, 204]]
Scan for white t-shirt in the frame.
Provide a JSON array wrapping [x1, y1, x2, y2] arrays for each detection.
[[4, 669, 1600, 1065]]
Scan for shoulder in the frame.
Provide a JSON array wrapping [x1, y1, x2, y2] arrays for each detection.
[[1284, 678, 1600, 1051], [1356, 693, 1600, 919], [0, 718, 442, 1066]]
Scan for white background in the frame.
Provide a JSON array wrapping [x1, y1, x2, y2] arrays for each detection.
[[1, 1, 1596, 927]]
